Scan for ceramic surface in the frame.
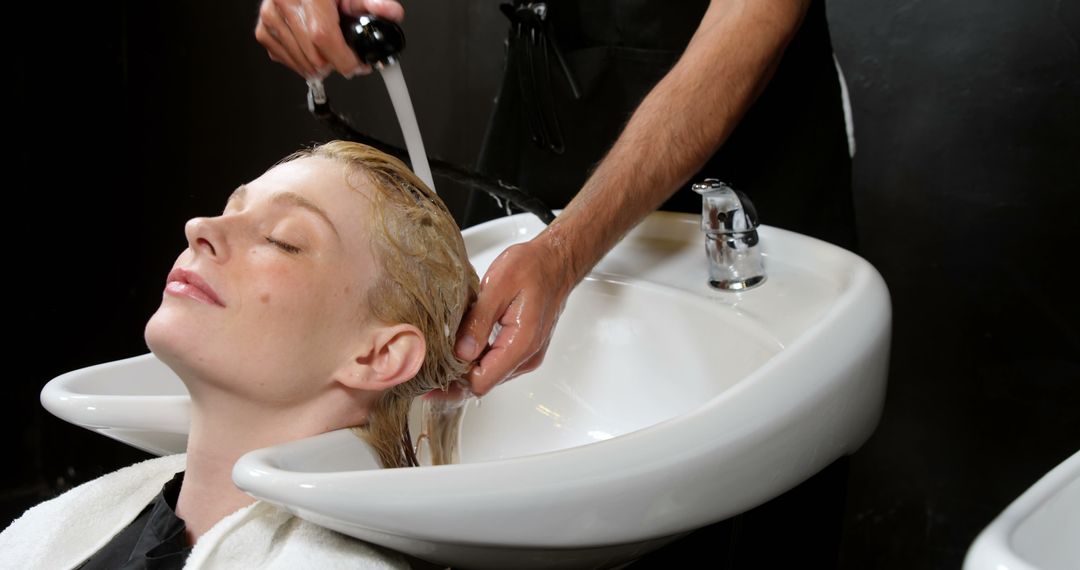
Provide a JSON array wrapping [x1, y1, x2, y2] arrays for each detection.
[[42, 212, 892, 569]]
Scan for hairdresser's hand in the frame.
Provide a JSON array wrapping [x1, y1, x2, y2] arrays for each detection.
[[454, 238, 577, 397], [255, 0, 404, 80]]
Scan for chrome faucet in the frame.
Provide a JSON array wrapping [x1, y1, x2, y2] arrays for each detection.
[[691, 179, 766, 291]]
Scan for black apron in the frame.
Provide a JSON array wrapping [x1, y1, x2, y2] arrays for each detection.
[[465, 0, 857, 250]]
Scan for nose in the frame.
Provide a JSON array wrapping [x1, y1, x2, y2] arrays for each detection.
[[184, 216, 229, 260]]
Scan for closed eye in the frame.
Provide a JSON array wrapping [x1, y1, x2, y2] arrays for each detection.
[[266, 236, 302, 254]]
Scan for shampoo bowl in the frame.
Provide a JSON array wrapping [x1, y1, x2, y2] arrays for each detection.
[[41, 212, 891, 569], [964, 450, 1080, 570]]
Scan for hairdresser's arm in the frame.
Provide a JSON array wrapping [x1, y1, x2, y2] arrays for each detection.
[[454, 0, 810, 395], [255, 0, 403, 79]]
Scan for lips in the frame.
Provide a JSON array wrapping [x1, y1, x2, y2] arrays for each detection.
[[166, 267, 226, 307]]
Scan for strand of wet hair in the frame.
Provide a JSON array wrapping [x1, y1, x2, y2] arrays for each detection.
[[310, 101, 557, 224]]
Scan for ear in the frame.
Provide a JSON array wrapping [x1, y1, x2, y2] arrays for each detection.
[[337, 323, 426, 392]]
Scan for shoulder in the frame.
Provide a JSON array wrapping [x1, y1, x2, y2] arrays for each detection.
[[3, 452, 185, 529], [0, 454, 186, 570], [283, 516, 410, 569], [191, 502, 409, 570], [78, 453, 188, 495]]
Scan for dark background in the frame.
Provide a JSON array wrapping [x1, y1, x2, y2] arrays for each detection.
[[9, 1, 1078, 568]]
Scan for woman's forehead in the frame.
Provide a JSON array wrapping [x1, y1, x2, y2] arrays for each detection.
[[255, 156, 369, 196], [248, 156, 376, 247]]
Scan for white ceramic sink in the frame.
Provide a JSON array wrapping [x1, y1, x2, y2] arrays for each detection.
[[964, 450, 1080, 570], [41, 211, 891, 569]]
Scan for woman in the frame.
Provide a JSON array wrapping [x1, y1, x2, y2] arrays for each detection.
[[0, 141, 479, 569]]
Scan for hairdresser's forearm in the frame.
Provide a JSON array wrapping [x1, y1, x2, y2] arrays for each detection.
[[536, 0, 809, 285]]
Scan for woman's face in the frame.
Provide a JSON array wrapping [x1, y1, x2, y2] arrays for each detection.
[[145, 156, 380, 406]]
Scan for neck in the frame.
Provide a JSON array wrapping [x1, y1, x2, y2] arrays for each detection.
[[175, 385, 373, 545]]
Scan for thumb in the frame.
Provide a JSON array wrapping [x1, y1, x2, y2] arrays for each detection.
[[454, 292, 511, 362]]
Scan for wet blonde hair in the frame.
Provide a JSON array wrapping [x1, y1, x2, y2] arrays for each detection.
[[281, 140, 479, 468]]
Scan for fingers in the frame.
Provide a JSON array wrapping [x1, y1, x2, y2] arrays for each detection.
[[257, 26, 304, 74], [341, 0, 405, 21], [472, 305, 556, 389], [452, 240, 573, 397], [281, 2, 329, 77], [256, 3, 306, 76], [256, 0, 321, 78], [465, 295, 547, 396], [454, 276, 515, 363], [256, 0, 380, 79], [308, 0, 367, 77], [464, 339, 531, 397]]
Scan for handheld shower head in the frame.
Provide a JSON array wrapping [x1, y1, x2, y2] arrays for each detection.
[[340, 14, 406, 67]]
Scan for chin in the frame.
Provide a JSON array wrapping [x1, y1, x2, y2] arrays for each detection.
[[144, 302, 219, 387]]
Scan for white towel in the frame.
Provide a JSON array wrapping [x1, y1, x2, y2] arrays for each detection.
[[0, 454, 408, 570]]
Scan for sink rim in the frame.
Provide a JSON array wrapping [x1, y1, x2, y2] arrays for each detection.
[[964, 449, 1080, 570]]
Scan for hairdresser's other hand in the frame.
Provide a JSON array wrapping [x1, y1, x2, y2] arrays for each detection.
[[454, 238, 576, 397], [255, 0, 404, 80]]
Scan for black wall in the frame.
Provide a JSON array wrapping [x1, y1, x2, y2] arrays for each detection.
[[830, 1, 1079, 567], [9, 1, 1078, 568]]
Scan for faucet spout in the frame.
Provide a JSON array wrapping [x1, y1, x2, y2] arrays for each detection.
[[691, 179, 766, 291]]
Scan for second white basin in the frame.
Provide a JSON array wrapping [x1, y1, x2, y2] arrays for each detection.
[[964, 450, 1080, 570]]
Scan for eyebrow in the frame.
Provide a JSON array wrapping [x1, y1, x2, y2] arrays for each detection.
[[227, 185, 340, 240]]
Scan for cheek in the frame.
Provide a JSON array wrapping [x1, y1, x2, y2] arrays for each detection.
[[248, 267, 318, 323], [245, 260, 355, 336], [334, 281, 370, 328]]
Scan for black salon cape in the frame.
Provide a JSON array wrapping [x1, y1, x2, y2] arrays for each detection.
[[77, 471, 192, 570], [466, 0, 856, 250]]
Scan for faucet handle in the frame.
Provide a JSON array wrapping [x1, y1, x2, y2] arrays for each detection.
[[691, 179, 759, 234]]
